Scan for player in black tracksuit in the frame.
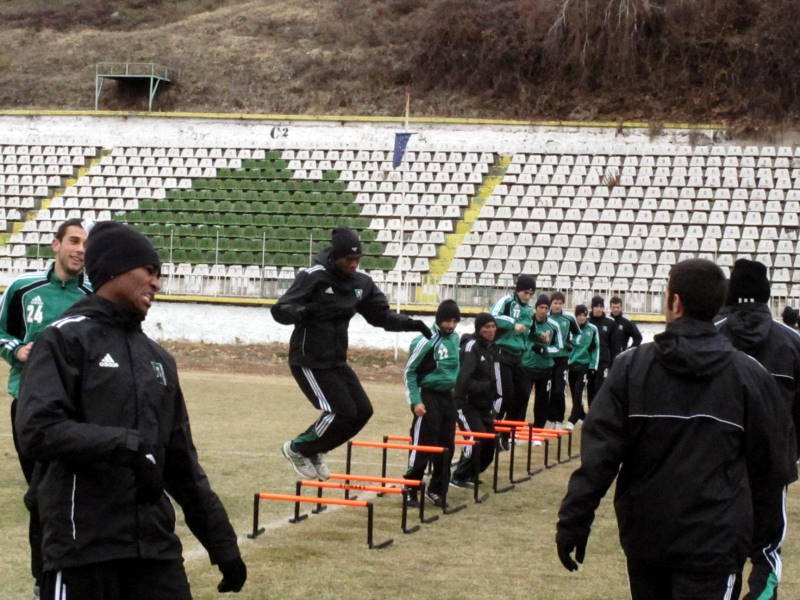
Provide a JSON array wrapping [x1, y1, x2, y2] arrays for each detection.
[[586, 295, 616, 409], [451, 313, 500, 487], [272, 227, 431, 480], [715, 259, 800, 600], [16, 222, 245, 597], [557, 259, 797, 599], [609, 296, 642, 357]]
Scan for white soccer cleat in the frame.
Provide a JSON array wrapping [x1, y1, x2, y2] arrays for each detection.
[[281, 441, 318, 480]]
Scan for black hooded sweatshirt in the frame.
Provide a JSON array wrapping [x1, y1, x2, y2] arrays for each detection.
[[272, 248, 419, 368], [558, 317, 796, 572], [716, 303, 800, 458], [16, 295, 240, 571]]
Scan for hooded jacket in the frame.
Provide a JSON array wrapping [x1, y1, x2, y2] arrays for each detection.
[[610, 312, 643, 357], [715, 303, 800, 458], [454, 333, 500, 412], [272, 248, 418, 368], [558, 318, 796, 573], [16, 295, 240, 571]]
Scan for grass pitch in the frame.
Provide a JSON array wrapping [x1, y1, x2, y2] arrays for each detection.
[[2, 369, 800, 599]]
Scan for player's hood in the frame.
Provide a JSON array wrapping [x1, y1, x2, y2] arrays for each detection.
[[653, 317, 734, 379], [715, 303, 774, 354]]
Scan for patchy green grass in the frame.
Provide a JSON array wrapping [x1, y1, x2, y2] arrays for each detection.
[[2, 369, 800, 599]]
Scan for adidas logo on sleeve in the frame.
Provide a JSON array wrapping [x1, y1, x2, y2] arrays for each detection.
[[99, 353, 120, 368]]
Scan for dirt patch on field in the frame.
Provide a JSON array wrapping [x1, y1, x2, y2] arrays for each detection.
[[161, 340, 406, 383]]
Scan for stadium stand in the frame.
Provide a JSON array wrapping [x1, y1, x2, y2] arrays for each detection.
[[2, 127, 800, 312]]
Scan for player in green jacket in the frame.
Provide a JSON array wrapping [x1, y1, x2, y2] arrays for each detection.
[[403, 300, 461, 509], [566, 304, 600, 428], [522, 294, 563, 428], [548, 291, 581, 428], [489, 275, 535, 440], [0, 218, 89, 592]]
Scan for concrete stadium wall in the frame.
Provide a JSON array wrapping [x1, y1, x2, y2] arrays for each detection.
[[0, 111, 722, 154]]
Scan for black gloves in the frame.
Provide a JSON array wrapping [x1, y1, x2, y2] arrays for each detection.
[[131, 446, 163, 505], [409, 319, 433, 339], [556, 531, 587, 572], [218, 556, 247, 593]]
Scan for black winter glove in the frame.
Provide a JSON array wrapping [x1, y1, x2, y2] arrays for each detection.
[[131, 446, 163, 505], [409, 319, 433, 339], [556, 530, 587, 572], [217, 556, 247, 593]]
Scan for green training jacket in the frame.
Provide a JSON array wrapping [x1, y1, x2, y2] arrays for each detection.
[[0, 265, 91, 398], [522, 317, 563, 370], [404, 324, 460, 406], [489, 294, 533, 358], [568, 322, 600, 370], [549, 310, 581, 358]]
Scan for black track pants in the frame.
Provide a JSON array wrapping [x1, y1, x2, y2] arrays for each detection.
[[290, 364, 373, 456], [405, 388, 456, 495], [568, 365, 589, 423], [452, 405, 495, 481], [11, 396, 42, 583], [41, 559, 192, 600], [626, 560, 741, 600], [548, 356, 569, 422]]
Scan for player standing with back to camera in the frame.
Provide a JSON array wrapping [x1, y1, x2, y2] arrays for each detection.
[[272, 226, 431, 480], [547, 291, 581, 429], [557, 259, 796, 599]]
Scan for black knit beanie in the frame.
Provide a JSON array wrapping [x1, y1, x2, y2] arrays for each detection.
[[727, 258, 770, 305], [330, 227, 362, 259], [574, 304, 588, 317], [436, 299, 461, 324], [781, 306, 798, 327], [515, 274, 536, 293], [535, 294, 551, 308], [85, 221, 161, 291], [474, 312, 496, 333], [591, 295, 605, 308]]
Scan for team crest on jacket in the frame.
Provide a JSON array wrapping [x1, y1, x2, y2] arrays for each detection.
[[151, 361, 167, 386], [354, 288, 363, 299]]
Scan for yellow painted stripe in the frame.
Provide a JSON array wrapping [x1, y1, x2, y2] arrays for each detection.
[[0, 108, 721, 130]]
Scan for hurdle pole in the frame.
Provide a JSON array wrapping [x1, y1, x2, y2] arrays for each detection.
[[497, 419, 560, 469], [491, 430, 514, 493], [248, 493, 265, 539]]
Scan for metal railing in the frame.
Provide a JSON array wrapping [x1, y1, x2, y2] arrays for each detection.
[[95, 62, 174, 80]]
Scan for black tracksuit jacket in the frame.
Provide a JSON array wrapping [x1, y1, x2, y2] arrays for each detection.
[[610, 313, 643, 357], [454, 334, 500, 413], [587, 313, 617, 367], [16, 295, 240, 571], [272, 249, 418, 368], [558, 318, 796, 573], [716, 303, 800, 458]]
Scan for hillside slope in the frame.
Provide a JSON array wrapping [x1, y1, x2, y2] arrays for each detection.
[[2, 0, 800, 131]]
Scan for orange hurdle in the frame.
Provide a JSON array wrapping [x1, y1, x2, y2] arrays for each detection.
[[495, 419, 564, 470], [454, 428, 508, 497], [496, 418, 576, 463], [347, 439, 466, 515], [297, 479, 422, 534], [247, 492, 393, 549]]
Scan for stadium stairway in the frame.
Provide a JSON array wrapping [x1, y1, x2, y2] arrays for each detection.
[[417, 154, 511, 303]]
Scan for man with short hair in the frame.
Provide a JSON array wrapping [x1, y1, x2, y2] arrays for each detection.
[[0, 218, 90, 592], [489, 275, 535, 436], [403, 300, 461, 508], [715, 258, 800, 599], [586, 296, 616, 409], [17, 221, 246, 598], [521, 294, 563, 428], [451, 313, 500, 488], [547, 291, 580, 428], [608, 296, 642, 358], [557, 259, 797, 599], [272, 227, 431, 480]]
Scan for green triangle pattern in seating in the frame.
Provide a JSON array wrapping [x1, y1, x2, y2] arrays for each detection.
[[114, 154, 391, 270]]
